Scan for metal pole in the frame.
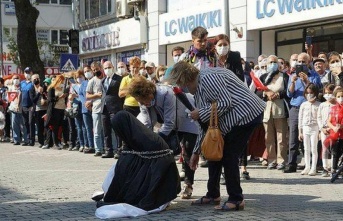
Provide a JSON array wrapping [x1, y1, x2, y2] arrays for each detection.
[[0, 3, 4, 77]]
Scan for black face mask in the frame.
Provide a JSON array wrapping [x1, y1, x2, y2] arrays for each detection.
[[95, 71, 102, 77], [33, 79, 40, 85]]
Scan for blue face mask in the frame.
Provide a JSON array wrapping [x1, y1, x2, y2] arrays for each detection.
[[181, 86, 189, 93], [267, 63, 279, 73]]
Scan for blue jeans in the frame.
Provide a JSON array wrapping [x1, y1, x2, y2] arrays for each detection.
[[92, 113, 104, 152], [75, 113, 87, 147], [82, 112, 94, 148], [11, 112, 28, 143]]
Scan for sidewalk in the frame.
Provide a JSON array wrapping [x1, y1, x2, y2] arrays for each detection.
[[0, 142, 342, 221]]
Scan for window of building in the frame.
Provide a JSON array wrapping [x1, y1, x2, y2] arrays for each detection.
[[35, 0, 71, 4], [85, 0, 112, 20], [51, 30, 68, 45]]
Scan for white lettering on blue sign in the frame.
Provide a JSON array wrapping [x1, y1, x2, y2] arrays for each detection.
[[164, 10, 222, 36], [256, 0, 343, 19]]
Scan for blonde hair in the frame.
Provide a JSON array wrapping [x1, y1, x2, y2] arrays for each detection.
[[168, 61, 199, 85], [74, 69, 85, 78], [128, 76, 156, 98], [48, 74, 65, 90]]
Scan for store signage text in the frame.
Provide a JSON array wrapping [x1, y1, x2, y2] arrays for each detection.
[[256, 0, 343, 19], [82, 31, 120, 52], [164, 9, 222, 36]]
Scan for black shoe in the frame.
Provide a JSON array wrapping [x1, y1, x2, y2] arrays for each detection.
[[53, 144, 62, 150], [283, 165, 297, 173], [38, 144, 43, 148], [13, 142, 20, 145], [114, 152, 120, 159], [91, 191, 105, 202], [68, 146, 74, 151], [84, 148, 95, 154], [102, 152, 114, 158], [21, 142, 29, 146], [29, 143, 35, 146], [72, 147, 79, 151]]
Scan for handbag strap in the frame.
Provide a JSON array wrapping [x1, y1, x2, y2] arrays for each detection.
[[209, 101, 218, 128]]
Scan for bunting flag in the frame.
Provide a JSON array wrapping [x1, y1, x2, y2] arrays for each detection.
[[7, 92, 18, 102], [250, 71, 268, 91]]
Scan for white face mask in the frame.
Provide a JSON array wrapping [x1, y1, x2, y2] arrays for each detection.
[[306, 93, 315, 101], [139, 69, 146, 75], [290, 60, 297, 68], [13, 79, 20, 86], [329, 61, 342, 69], [24, 73, 31, 80], [149, 73, 156, 79], [117, 68, 125, 76], [173, 56, 180, 64], [323, 94, 333, 101], [216, 45, 229, 56], [159, 76, 164, 82], [104, 68, 114, 77], [337, 97, 343, 104], [85, 71, 93, 79], [76, 77, 84, 83]]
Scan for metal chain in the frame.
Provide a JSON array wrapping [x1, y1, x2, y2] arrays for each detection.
[[121, 149, 173, 159]]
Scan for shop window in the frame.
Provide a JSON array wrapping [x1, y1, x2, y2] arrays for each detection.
[[60, 0, 72, 5], [277, 44, 302, 60], [308, 23, 343, 37], [60, 30, 69, 45], [277, 29, 302, 42], [36, 0, 70, 4]]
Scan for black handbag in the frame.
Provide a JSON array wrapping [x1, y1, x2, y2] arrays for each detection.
[[166, 130, 181, 156]]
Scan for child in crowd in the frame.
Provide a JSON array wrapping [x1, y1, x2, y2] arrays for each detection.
[[326, 87, 343, 178], [317, 84, 336, 177], [298, 83, 321, 176]]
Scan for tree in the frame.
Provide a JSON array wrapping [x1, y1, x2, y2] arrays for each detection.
[[14, 0, 44, 81]]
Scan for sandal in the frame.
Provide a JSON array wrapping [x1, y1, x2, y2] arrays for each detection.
[[215, 200, 245, 211], [191, 196, 221, 206]]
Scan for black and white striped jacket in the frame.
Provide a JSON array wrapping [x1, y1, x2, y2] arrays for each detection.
[[194, 67, 266, 153]]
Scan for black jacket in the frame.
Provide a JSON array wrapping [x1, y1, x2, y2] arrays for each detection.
[[102, 74, 124, 114], [215, 51, 244, 82]]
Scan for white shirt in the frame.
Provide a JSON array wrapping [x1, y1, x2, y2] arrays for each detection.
[[299, 101, 321, 129], [317, 101, 334, 129]]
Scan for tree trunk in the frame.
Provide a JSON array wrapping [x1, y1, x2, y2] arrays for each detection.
[[14, 0, 45, 81]]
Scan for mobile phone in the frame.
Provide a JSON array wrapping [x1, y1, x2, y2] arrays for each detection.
[[306, 36, 312, 46], [296, 64, 309, 76]]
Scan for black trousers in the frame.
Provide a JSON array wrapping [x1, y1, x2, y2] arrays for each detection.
[[35, 110, 47, 145], [102, 106, 117, 153], [206, 115, 261, 201], [45, 108, 64, 146], [332, 139, 343, 171], [67, 116, 78, 147], [178, 131, 197, 186], [22, 107, 35, 145], [5, 111, 11, 138]]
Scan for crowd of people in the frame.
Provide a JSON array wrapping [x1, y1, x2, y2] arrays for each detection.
[[1, 25, 343, 215]]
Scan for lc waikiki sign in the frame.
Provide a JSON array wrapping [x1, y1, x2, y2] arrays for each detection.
[[159, 0, 227, 45], [247, 0, 343, 30]]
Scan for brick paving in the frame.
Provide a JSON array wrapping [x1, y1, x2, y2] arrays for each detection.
[[0, 142, 342, 221]]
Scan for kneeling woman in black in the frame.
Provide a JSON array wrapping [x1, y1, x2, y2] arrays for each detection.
[[101, 110, 181, 211]]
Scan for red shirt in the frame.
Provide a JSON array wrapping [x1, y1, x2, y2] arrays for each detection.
[[329, 104, 343, 139]]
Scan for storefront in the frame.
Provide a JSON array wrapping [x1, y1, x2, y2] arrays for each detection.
[[159, 0, 228, 66], [79, 16, 147, 67], [247, 0, 343, 59]]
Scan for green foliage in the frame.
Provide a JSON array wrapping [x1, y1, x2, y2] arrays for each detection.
[[4, 28, 20, 67], [4, 28, 60, 67]]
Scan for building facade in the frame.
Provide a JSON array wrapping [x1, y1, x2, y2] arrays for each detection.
[[0, 0, 73, 76]]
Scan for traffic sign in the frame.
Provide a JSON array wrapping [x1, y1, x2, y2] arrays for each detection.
[[60, 54, 79, 72]]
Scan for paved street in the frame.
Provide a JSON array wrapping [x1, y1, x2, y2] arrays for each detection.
[[0, 142, 342, 221]]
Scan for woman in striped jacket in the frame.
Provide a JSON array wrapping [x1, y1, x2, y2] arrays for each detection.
[[169, 61, 265, 211]]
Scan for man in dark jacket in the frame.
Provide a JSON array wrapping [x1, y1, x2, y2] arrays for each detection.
[[101, 61, 124, 158]]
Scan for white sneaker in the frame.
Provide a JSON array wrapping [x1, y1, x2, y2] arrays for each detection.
[[179, 171, 185, 179], [301, 168, 310, 175]]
